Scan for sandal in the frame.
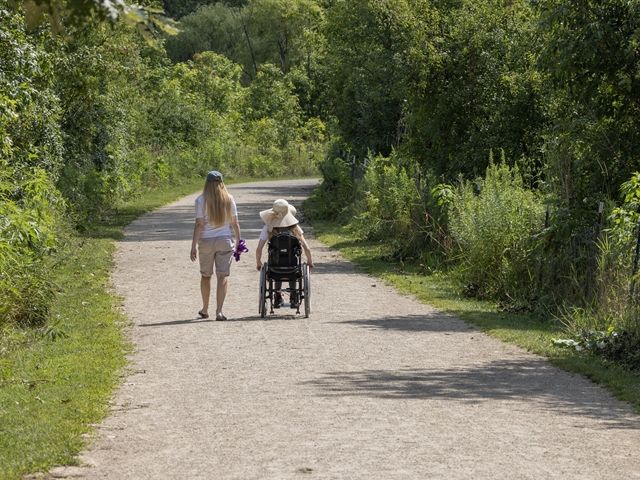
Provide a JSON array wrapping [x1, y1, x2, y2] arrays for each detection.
[[198, 310, 209, 319], [216, 314, 227, 321]]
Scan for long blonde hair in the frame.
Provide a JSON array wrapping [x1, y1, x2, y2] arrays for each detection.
[[268, 225, 302, 242], [203, 179, 232, 227]]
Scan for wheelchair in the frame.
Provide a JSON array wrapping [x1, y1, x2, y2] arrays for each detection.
[[258, 232, 311, 318]]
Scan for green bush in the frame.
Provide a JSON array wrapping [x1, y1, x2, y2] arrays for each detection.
[[240, 64, 304, 149], [0, 7, 66, 328], [553, 310, 640, 372], [0, 162, 63, 327], [304, 154, 353, 221], [449, 157, 544, 301], [1, 5, 324, 332], [556, 173, 640, 356], [350, 154, 421, 244]]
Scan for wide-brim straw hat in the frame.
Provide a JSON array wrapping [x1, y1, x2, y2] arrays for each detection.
[[260, 199, 298, 231]]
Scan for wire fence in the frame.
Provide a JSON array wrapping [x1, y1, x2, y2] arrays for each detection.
[[337, 149, 368, 183]]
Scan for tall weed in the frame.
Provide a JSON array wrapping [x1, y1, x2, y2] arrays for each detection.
[[449, 158, 544, 301], [558, 174, 640, 355], [350, 154, 422, 245], [304, 154, 353, 221], [0, 163, 63, 326]]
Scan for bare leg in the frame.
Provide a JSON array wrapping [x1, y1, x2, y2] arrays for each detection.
[[216, 274, 228, 318], [200, 275, 212, 315]]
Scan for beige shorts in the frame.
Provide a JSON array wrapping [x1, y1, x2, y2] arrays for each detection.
[[198, 236, 234, 277]]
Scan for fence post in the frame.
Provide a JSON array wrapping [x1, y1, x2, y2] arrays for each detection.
[[351, 156, 356, 184], [545, 204, 550, 228], [595, 201, 604, 240], [630, 217, 640, 301], [537, 205, 550, 292], [595, 201, 605, 304], [584, 202, 605, 300]]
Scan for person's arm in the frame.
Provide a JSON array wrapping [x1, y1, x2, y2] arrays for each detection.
[[300, 235, 314, 270], [231, 215, 240, 245], [256, 239, 266, 271], [190, 218, 205, 261]]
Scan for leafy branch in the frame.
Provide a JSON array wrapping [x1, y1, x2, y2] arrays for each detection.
[[8, 0, 178, 43]]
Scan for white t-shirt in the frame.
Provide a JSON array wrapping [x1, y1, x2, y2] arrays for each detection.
[[259, 224, 303, 242], [195, 195, 237, 238]]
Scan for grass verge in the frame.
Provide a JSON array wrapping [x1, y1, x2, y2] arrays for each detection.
[[0, 177, 216, 478], [309, 220, 640, 413]]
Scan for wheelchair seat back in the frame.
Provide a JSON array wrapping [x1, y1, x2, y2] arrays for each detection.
[[268, 233, 302, 278]]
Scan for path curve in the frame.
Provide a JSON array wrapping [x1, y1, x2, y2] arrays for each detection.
[[53, 179, 640, 479]]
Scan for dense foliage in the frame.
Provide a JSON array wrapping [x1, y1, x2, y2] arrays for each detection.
[[3, 0, 640, 369], [449, 157, 544, 301], [3, 0, 640, 474], [164, 0, 324, 84], [1, 8, 64, 326]]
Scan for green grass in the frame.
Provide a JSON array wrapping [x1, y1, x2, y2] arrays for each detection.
[[0, 177, 219, 479], [309, 220, 640, 413]]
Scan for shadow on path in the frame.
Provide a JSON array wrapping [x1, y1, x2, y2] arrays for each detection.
[[138, 314, 304, 327], [138, 318, 216, 327], [303, 362, 640, 428], [333, 314, 469, 333], [122, 189, 318, 244]]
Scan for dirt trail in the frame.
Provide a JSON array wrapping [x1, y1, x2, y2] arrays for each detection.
[[51, 179, 640, 479]]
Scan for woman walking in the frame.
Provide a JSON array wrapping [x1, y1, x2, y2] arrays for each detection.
[[190, 171, 241, 321]]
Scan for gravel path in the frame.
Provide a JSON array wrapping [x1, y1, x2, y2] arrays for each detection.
[[50, 179, 640, 479]]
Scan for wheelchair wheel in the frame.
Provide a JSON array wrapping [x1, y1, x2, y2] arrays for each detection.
[[259, 263, 268, 318], [303, 263, 311, 318]]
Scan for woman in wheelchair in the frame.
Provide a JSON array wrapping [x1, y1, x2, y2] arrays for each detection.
[[255, 199, 313, 309]]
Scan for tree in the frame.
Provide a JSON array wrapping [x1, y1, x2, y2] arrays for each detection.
[[322, 0, 413, 157], [240, 63, 303, 148], [164, 3, 244, 64], [536, 0, 640, 205], [400, 0, 546, 179], [8, 0, 178, 42], [161, 0, 244, 20], [165, 0, 323, 82], [1, 5, 64, 325]]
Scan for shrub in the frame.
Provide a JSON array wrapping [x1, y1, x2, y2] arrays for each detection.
[[350, 154, 421, 244], [0, 162, 63, 327], [303, 154, 353, 221], [556, 173, 640, 349], [553, 310, 640, 372], [449, 157, 544, 300]]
